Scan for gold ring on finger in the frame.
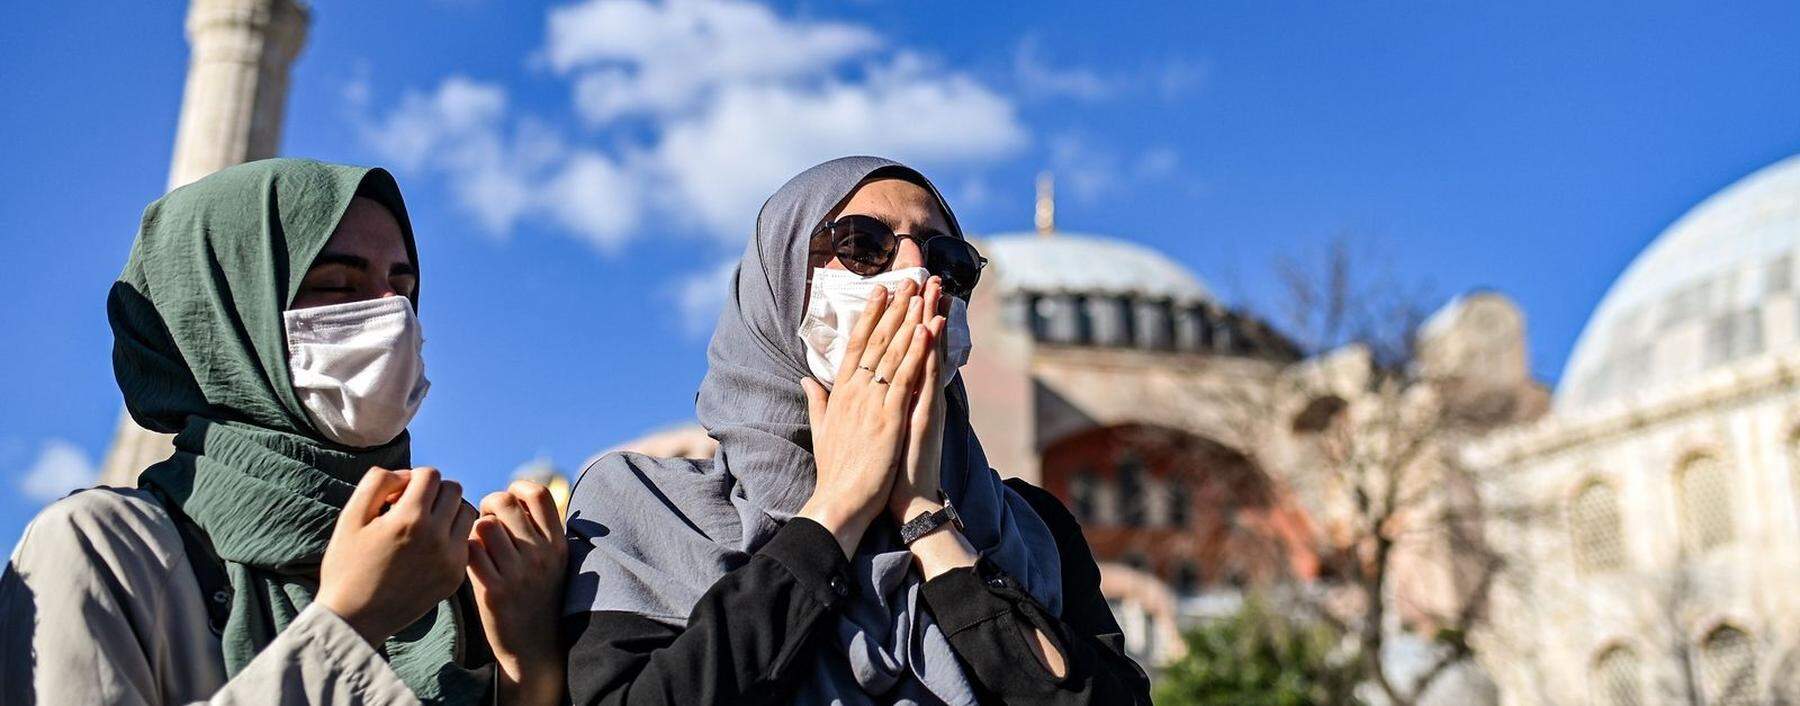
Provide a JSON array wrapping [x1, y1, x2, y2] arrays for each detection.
[[857, 364, 878, 374]]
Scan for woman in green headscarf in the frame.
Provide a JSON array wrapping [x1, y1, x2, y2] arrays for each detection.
[[0, 158, 567, 705]]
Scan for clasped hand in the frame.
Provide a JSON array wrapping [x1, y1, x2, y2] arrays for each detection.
[[798, 277, 952, 557], [317, 467, 566, 705]]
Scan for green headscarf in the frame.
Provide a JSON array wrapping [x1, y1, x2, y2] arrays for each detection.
[[111, 158, 487, 703]]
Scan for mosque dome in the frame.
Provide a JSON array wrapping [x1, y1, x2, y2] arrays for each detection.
[[980, 232, 1215, 304], [1558, 153, 1800, 411], [977, 231, 1292, 359]]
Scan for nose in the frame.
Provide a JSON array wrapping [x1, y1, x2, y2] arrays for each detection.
[[371, 281, 403, 300], [891, 238, 925, 270]]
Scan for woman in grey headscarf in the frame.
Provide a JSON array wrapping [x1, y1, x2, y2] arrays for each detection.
[[561, 156, 1151, 705]]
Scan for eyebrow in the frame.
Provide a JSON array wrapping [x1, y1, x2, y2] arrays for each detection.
[[310, 252, 417, 277], [866, 214, 947, 239], [310, 253, 368, 270]]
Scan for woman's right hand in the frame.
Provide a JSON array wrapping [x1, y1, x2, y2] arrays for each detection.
[[468, 482, 568, 706], [799, 279, 937, 557], [317, 466, 477, 646]]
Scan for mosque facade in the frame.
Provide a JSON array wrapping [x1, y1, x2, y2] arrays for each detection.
[[1466, 155, 1800, 706]]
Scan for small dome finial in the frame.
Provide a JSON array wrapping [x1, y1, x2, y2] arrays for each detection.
[[1035, 171, 1055, 237]]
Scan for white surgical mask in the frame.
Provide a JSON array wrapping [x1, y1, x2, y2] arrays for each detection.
[[799, 266, 972, 390], [283, 295, 430, 448]]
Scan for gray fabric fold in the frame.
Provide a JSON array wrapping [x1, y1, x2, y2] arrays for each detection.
[[564, 156, 1063, 705]]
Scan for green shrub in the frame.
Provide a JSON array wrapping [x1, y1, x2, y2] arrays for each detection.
[[1153, 598, 1364, 706]]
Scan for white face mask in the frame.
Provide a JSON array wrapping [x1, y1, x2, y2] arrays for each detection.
[[283, 296, 430, 448], [798, 266, 972, 390]]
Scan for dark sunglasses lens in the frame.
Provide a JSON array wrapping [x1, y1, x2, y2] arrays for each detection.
[[833, 219, 895, 276], [927, 239, 982, 297]]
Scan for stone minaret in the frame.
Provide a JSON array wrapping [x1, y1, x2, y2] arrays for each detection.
[[1034, 171, 1055, 236], [97, 0, 310, 486]]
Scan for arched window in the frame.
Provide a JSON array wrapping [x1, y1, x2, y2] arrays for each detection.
[[1133, 298, 1176, 350], [1172, 563, 1200, 596], [1117, 456, 1147, 526], [1069, 471, 1098, 523], [1085, 295, 1130, 346], [1570, 481, 1627, 573], [1214, 316, 1239, 354], [1167, 478, 1190, 529], [1174, 305, 1212, 352], [1789, 432, 1800, 532], [1699, 625, 1758, 706], [1037, 294, 1088, 344], [1025, 293, 1050, 340], [1070, 294, 1094, 344], [1117, 296, 1138, 347], [1677, 455, 1734, 555], [1590, 646, 1642, 706], [1002, 294, 1033, 333]]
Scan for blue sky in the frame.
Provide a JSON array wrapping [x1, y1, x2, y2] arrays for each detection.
[[4, 1, 1800, 547]]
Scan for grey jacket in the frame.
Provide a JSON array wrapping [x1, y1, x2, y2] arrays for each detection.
[[0, 487, 418, 705]]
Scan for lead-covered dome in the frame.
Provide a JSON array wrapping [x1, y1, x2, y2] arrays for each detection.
[[980, 232, 1214, 302], [1558, 154, 1800, 411], [977, 232, 1293, 359]]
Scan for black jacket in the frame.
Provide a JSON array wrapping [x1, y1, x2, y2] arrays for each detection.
[[562, 478, 1152, 705]]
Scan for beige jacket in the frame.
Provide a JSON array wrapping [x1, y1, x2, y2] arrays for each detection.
[[0, 487, 419, 705]]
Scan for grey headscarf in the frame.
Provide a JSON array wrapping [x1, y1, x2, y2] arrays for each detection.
[[564, 156, 1063, 705]]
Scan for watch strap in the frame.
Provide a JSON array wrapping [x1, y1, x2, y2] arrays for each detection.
[[900, 497, 964, 546]]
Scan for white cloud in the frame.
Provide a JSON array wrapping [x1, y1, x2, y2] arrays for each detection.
[[546, 0, 880, 121], [1156, 59, 1209, 101], [544, 151, 644, 252], [1049, 133, 1119, 204], [1049, 134, 1182, 205], [1012, 36, 1207, 105], [1013, 36, 1114, 101], [355, 1, 1027, 255], [362, 76, 508, 172], [19, 439, 96, 504], [357, 77, 643, 250], [673, 259, 740, 336], [654, 57, 1028, 236], [955, 175, 993, 211], [1134, 146, 1180, 179]]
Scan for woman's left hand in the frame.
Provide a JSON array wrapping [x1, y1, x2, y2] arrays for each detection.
[[468, 481, 568, 706], [890, 277, 981, 580], [889, 276, 950, 525]]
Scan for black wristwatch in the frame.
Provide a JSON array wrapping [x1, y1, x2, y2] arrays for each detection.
[[900, 492, 965, 546]]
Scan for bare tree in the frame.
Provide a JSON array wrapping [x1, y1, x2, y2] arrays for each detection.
[[1164, 237, 1544, 706]]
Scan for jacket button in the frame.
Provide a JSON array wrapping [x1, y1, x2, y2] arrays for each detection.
[[828, 575, 850, 599], [212, 590, 230, 604]]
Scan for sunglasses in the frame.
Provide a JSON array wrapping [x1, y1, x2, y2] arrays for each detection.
[[809, 214, 988, 299]]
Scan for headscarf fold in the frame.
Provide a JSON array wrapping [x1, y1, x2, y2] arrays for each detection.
[[112, 157, 487, 704], [566, 156, 1062, 705]]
